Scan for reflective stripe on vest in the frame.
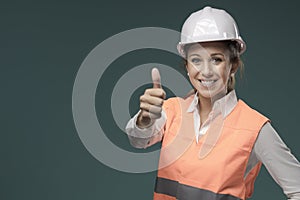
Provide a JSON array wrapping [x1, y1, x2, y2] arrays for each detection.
[[155, 177, 240, 200], [153, 96, 269, 200]]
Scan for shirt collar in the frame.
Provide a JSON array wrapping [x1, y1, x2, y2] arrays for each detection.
[[187, 90, 238, 118]]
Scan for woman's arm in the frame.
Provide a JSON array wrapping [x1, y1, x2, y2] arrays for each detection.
[[126, 110, 167, 149], [126, 68, 167, 148], [254, 122, 300, 199]]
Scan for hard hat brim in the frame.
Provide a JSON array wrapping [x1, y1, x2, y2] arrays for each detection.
[[177, 38, 246, 58]]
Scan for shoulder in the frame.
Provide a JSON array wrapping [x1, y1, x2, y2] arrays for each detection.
[[228, 99, 270, 131], [238, 99, 269, 119]]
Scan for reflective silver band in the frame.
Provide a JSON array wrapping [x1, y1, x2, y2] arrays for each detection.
[[155, 177, 241, 200]]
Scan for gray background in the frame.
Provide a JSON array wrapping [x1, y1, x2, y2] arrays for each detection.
[[1, 0, 300, 199]]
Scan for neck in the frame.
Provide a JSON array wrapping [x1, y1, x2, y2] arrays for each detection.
[[198, 96, 213, 115]]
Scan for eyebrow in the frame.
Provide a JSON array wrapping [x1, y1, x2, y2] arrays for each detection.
[[211, 53, 224, 57], [188, 53, 225, 58], [188, 54, 200, 58]]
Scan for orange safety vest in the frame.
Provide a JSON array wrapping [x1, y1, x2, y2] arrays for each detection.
[[153, 95, 269, 200]]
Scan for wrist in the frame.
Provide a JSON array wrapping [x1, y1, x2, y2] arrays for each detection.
[[136, 113, 154, 129]]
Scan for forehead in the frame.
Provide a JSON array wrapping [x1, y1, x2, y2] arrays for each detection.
[[187, 42, 228, 56]]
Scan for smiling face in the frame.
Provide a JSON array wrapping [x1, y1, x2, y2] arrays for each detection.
[[186, 42, 232, 101]]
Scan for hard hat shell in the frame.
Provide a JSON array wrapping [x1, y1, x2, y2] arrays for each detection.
[[177, 6, 246, 57]]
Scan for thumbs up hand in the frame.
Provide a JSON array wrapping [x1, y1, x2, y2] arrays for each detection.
[[137, 68, 166, 128]]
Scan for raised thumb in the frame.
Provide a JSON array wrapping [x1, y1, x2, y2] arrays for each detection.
[[151, 68, 161, 88]]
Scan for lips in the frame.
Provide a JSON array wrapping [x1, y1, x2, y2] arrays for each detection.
[[199, 79, 217, 87]]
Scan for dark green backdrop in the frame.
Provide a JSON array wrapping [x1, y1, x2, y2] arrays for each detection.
[[1, 0, 300, 199]]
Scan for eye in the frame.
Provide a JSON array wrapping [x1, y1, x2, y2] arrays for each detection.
[[190, 57, 202, 64], [211, 57, 223, 65]]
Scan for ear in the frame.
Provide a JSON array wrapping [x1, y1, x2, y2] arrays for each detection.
[[230, 62, 239, 74], [184, 60, 188, 69]]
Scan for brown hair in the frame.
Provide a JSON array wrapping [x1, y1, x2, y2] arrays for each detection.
[[183, 41, 244, 94]]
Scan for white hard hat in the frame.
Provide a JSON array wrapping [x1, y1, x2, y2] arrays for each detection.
[[177, 6, 246, 57]]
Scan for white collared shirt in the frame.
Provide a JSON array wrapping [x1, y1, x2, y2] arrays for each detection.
[[187, 90, 237, 142]]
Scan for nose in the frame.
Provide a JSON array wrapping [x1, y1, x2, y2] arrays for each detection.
[[201, 61, 213, 77]]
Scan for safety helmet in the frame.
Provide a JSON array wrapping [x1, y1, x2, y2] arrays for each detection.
[[177, 6, 246, 57]]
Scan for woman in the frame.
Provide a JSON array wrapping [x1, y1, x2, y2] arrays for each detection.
[[126, 6, 300, 200]]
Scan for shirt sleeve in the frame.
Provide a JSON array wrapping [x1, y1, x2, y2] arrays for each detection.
[[254, 122, 300, 200], [125, 109, 167, 149]]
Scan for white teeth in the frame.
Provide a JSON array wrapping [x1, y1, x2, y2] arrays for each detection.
[[202, 80, 214, 84], [200, 80, 216, 87]]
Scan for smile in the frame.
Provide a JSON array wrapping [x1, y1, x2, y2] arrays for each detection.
[[199, 79, 217, 87]]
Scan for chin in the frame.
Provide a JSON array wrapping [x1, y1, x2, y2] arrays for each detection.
[[197, 87, 227, 100], [198, 90, 218, 99]]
